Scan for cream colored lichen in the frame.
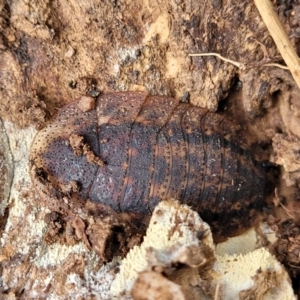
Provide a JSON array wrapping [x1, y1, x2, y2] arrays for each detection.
[[215, 222, 277, 256], [111, 200, 295, 300], [214, 248, 295, 300], [2, 123, 37, 218], [111, 200, 215, 297], [0, 122, 45, 256], [0, 119, 13, 216], [34, 243, 86, 268]]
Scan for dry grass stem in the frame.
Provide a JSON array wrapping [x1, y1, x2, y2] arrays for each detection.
[[254, 0, 300, 88], [262, 63, 289, 70], [189, 53, 289, 71], [189, 53, 246, 70], [214, 282, 220, 300]]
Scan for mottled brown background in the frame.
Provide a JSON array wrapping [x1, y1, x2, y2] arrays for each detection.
[[1, 0, 300, 298]]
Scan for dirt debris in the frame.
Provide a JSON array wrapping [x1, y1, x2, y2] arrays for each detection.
[[131, 271, 186, 300], [69, 134, 105, 167], [1, 0, 295, 128]]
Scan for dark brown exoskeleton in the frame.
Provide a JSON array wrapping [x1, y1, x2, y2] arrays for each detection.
[[30, 92, 272, 240]]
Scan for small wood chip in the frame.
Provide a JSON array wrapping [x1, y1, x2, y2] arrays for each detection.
[[77, 96, 96, 112]]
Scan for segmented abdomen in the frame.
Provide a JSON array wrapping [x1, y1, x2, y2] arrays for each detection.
[[30, 92, 266, 238], [90, 92, 265, 237]]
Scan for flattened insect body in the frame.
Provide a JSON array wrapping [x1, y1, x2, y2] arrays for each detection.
[[30, 92, 268, 239]]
